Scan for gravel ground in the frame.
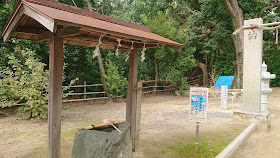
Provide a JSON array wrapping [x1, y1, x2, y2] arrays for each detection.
[[0, 90, 255, 158]]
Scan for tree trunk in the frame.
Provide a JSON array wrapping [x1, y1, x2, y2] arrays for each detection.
[[77, 55, 83, 85], [221, 0, 244, 89], [75, 55, 83, 98], [84, 0, 112, 102], [97, 54, 112, 102], [196, 61, 209, 87]]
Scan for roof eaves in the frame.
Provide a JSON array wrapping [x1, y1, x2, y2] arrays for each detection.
[[23, 1, 56, 32], [23, 0, 150, 32], [1, 0, 23, 37]]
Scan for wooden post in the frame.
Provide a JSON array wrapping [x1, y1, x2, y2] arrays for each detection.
[[126, 48, 139, 151], [135, 82, 142, 151], [195, 122, 199, 152], [48, 32, 63, 158], [84, 81, 86, 99]]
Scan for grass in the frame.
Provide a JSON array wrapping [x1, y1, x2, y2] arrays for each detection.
[[21, 120, 102, 158], [160, 128, 244, 158]]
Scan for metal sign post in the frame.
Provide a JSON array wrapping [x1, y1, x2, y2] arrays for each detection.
[[189, 87, 208, 152], [195, 122, 199, 152]]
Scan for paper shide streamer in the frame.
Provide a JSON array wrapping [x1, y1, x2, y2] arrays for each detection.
[[92, 36, 103, 59], [141, 43, 146, 62], [125, 41, 135, 62], [115, 39, 122, 56]]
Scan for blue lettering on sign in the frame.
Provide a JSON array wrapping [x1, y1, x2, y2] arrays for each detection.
[[191, 95, 206, 115]]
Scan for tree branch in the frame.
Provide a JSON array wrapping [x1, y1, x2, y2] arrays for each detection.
[[221, 0, 235, 21], [182, 5, 198, 14], [72, 0, 77, 7], [256, 1, 280, 17], [84, 0, 93, 12]]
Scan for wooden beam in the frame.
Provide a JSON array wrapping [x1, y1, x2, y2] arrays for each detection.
[[64, 35, 130, 48], [167, 44, 181, 51], [65, 35, 158, 49], [126, 48, 139, 151], [3, 5, 24, 42], [15, 26, 46, 35], [48, 32, 63, 158], [38, 27, 81, 40], [135, 43, 159, 48], [38, 31, 51, 40], [57, 27, 80, 37], [22, 5, 56, 33], [55, 20, 176, 48]]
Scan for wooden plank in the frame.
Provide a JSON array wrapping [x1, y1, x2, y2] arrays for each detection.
[[84, 81, 86, 99], [38, 31, 51, 40], [22, 5, 56, 33], [135, 82, 142, 151], [57, 26, 80, 37], [64, 35, 131, 48], [3, 5, 24, 42], [126, 48, 139, 151], [67, 91, 105, 96], [15, 26, 46, 35], [62, 84, 103, 88], [63, 97, 108, 102], [48, 32, 63, 158], [143, 91, 154, 94], [23, 0, 150, 32], [39, 27, 81, 40], [55, 19, 180, 49]]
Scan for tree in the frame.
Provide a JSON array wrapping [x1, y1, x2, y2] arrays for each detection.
[[221, 0, 277, 88], [84, 0, 112, 102], [221, 0, 244, 89]]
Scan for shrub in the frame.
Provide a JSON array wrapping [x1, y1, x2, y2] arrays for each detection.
[[0, 49, 75, 119], [105, 60, 128, 101]]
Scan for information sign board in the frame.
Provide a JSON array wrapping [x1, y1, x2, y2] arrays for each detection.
[[189, 87, 208, 122]]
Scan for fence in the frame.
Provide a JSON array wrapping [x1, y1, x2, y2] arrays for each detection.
[[62, 81, 108, 102], [139, 79, 179, 94], [7, 79, 179, 105], [187, 75, 203, 86], [63, 79, 179, 102]]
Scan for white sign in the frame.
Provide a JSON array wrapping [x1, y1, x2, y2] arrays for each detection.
[[189, 87, 208, 122], [221, 85, 228, 109]]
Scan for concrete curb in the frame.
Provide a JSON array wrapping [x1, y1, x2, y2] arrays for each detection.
[[216, 122, 257, 158]]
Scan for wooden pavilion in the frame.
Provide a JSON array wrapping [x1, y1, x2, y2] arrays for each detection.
[[1, 0, 182, 157]]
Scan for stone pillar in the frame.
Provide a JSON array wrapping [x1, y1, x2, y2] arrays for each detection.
[[243, 18, 263, 113], [221, 85, 228, 109], [261, 62, 276, 112]]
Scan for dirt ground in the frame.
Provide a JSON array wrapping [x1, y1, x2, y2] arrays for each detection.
[[0, 88, 279, 158]]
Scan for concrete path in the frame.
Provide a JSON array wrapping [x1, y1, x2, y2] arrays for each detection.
[[233, 88, 280, 158]]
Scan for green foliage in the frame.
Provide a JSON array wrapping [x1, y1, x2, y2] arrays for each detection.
[[263, 41, 280, 86], [146, 10, 196, 87], [105, 60, 128, 100], [0, 49, 75, 119], [0, 49, 49, 119]]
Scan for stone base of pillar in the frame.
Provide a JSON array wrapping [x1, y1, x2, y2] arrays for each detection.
[[233, 109, 271, 131], [261, 103, 268, 112]]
